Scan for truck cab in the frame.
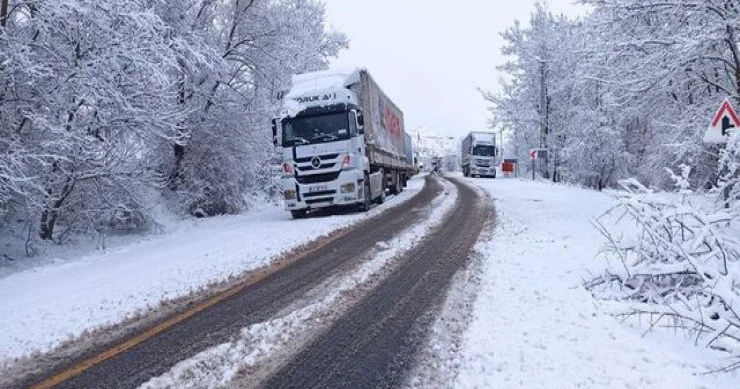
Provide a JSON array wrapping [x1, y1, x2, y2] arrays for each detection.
[[461, 132, 500, 178], [273, 69, 405, 219]]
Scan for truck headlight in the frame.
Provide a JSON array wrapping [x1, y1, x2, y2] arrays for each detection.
[[340, 183, 355, 193], [284, 189, 297, 200], [282, 162, 294, 177], [341, 155, 352, 170]]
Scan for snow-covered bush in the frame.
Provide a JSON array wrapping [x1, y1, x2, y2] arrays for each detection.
[[589, 156, 740, 371]]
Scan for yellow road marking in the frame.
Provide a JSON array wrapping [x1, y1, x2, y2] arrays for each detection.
[[29, 229, 350, 389]]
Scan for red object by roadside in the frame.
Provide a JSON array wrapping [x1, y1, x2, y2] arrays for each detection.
[[502, 162, 515, 173]]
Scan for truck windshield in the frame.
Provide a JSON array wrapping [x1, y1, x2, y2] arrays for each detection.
[[473, 145, 496, 156], [282, 113, 350, 147]]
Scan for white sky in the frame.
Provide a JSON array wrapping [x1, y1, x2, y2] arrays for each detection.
[[323, 0, 588, 138]]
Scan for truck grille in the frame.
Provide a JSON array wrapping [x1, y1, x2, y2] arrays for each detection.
[[302, 190, 337, 198], [297, 163, 337, 172], [306, 198, 334, 205], [295, 154, 340, 164], [295, 171, 341, 184]]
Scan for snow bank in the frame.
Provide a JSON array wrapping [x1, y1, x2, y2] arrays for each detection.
[[0, 178, 425, 363], [454, 178, 735, 389]]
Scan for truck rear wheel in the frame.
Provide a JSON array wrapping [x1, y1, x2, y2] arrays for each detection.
[[389, 171, 400, 195], [376, 186, 386, 204], [376, 176, 386, 204]]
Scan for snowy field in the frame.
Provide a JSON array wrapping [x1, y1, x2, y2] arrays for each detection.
[[0, 177, 425, 364], [453, 177, 737, 388]]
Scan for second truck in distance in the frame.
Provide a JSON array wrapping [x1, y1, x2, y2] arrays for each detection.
[[273, 68, 414, 219], [461, 131, 500, 178]]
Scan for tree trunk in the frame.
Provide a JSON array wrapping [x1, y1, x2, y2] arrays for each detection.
[[39, 177, 75, 241], [0, 0, 9, 27], [39, 210, 57, 240], [169, 142, 186, 190]]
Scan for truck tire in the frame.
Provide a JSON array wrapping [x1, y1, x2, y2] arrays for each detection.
[[394, 173, 402, 194], [463, 167, 469, 177], [389, 171, 400, 195], [360, 179, 372, 212], [291, 210, 307, 219], [376, 180, 386, 204]]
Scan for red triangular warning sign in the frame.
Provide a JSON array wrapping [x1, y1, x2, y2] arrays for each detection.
[[705, 99, 740, 144], [711, 99, 740, 128]]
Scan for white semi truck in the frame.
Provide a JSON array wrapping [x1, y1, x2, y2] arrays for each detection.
[[461, 131, 500, 178], [272, 69, 414, 219]]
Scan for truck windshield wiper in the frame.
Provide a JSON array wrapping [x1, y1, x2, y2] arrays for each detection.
[[292, 137, 310, 145], [314, 133, 338, 142]]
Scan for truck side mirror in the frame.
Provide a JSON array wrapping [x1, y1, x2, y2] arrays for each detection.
[[356, 113, 364, 134], [271, 118, 278, 146]]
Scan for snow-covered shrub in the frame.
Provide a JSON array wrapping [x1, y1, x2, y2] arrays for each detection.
[[589, 160, 740, 371]]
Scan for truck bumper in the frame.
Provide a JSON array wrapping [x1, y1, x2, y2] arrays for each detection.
[[282, 170, 365, 211], [471, 166, 497, 177]]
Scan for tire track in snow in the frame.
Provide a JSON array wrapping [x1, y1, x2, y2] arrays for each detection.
[[138, 181, 460, 389], [260, 176, 490, 389], [22, 176, 443, 389]]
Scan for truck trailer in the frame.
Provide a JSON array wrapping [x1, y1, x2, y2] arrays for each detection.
[[461, 131, 500, 178], [272, 68, 414, 218]]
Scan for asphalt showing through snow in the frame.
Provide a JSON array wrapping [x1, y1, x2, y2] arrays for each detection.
[[23, 176, 445, 389], [259, 177, 489, 389]]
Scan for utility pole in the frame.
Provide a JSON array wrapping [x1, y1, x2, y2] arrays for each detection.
[[538, 59, 549, 180], [0, 0, 8, 28]]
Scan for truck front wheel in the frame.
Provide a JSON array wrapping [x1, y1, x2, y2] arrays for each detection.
[[360, 179, 372, 212], [290, 210, 307, 219]]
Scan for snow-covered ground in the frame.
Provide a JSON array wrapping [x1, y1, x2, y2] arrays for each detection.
[[140, 180, 459, 389], [0, 177, 425, 364], [452, 177, 736, 388]]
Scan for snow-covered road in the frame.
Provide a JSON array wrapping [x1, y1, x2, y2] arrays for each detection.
[[0, 178, 425, 364], [139, 179, 459, 389], [452, 177, 736, 388]]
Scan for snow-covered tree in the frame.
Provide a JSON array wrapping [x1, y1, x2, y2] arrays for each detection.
[[151, 0, 347, 216], [0, 0, 345, 245], [0, 0, 185, 240], [487, 0, 740, 191]]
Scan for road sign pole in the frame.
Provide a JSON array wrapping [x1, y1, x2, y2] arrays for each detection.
[[532, 159, 535, 180]]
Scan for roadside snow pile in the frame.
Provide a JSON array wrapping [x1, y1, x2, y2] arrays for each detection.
[[455, 178, 735, 389], [588, 166, 740, 373], [139, 180, 459, 389], [0, 178, 425, 364]]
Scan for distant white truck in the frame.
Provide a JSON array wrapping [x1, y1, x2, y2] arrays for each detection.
[[272, 69, 414, 219], [461, 131, 500, 178]]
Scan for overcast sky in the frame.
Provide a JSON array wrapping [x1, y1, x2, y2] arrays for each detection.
[[323, 0, 588, 138]]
